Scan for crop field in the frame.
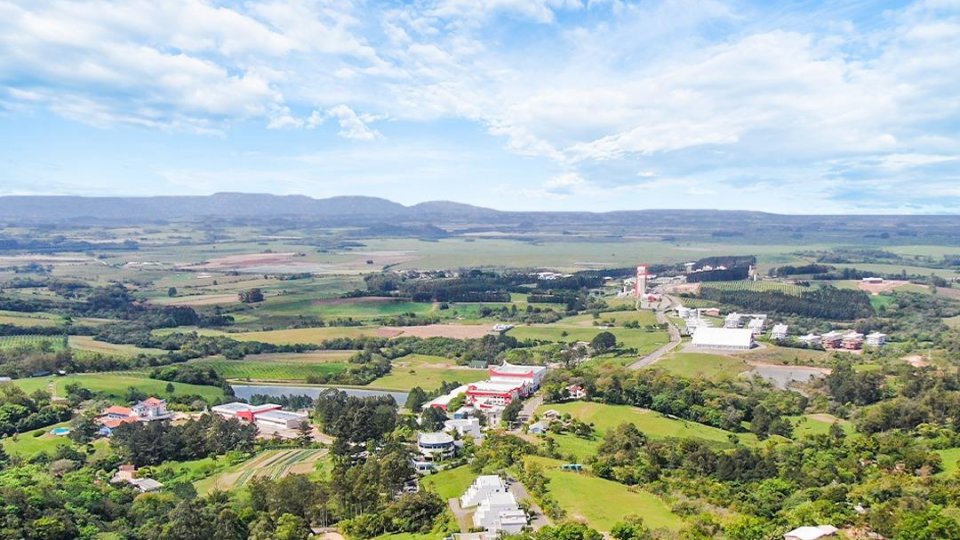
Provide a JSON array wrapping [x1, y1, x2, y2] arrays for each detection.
[[525, 456, 683, 532], [369, 355, 488, 391], [701, 280, 806, 296], [535, 402, 755, 446], [68, 335, 165, 357], [0, 334, 67, 351], [652, 352, 751, 381], [11, 373, 226, 402], [226, 326, 384, 345], [194, 449, 328, 494], [260, 296, 434, 320], [189, 353, 350, 382]]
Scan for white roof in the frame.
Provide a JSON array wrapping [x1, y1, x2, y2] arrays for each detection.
[[822, 331, 844, 339], [800, 333, 821, 340], [497, 510, 527, 525], [866, 332, 887, 338], [483, 491, 518, 506], [772, 324, 788, 332], [472, 475, 505, 488], [424, 385, 468, 407], [491, 362, 547, 376], [692, 327, 754, 348], [129, 478, 164, 492], [470, 380, 525, 393], [784, 525, 838, 540], [211, 402, 281, 413], [256, 410, 308, 422], [418, 432, 454, 445]]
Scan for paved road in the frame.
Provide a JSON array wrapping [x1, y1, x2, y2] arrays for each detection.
[[448, 498, 473, 532], [509, 480, 551, 530], [628, 295, 682, 370], [519, 393, 543, 421]]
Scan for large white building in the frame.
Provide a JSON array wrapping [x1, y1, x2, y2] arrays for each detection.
[[417, 432, 456, 460], [784, 525, 838, 540], [461, 475, 508, 508], [444, 417, 483, 440], [256, 410, 309, 429], [771, 324, 789, 340], [471, 490, 526, 534], [866, 332, 888, 348], [692, 327, 755, 350]]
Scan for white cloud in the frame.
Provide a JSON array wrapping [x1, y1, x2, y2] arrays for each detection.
[[323, 104, 382, 141]]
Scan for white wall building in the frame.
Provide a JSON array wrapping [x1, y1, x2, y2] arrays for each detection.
[[866, 332, 888, 348], [418, 432, 456, 460], [473, 491, 525, 533], [444, 418, 482, 440], [256, 410, 309, 429], [461, 475, 508, 508], [692, 327, 755, 350], [771, 324, 789, 340], [784, 525, 838, 540]]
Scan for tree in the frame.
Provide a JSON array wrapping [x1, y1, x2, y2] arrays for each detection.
[[611, 515, 653, 540], [295, 421, 312, 448], [274, 513, 310, 540], [724, 516, 771, 540], [167, 287, 178, 297], [405, 387, 428, 412], [420, 406, 448, 431], [239, 288, 264, 303], [165, 382, 176, 394], [502, 398, 522, 425], [894, 506, 960, 540], [590, 331, 617, 353]]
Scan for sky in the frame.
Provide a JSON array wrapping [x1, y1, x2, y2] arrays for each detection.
[[0, 0, 958, 213]]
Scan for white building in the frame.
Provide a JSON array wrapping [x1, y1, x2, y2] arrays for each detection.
[[461, 475, 508, 508], [724, 313, 743, 328], [444, 418, 482, 440], [798, 334, 822, 347], [747, 317, 766, 335], [424, 384, 469, 411], [866, 332, 888, 348], [255, 410, 309, 429], [784, 525, 838, 540], [417, 432, 456, 460], [692, 327, 755, 350], [473, 491, 525, 534], [771, 324, 789, 340], [131, 397, 169, 419], [210, 402, 282, 420], [488, 362, 548, 389]]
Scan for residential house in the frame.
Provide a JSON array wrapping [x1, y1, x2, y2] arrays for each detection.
[[783, 525, 838, 540], [461, 475, 508, 508]]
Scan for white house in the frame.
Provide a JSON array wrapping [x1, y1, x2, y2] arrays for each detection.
[[747, 317, 766, 335], [692, 327, 755, 350], [444, 418, 482, 440], [866, 332, 888, 348], [461, 475, 508, 508], [771, 324, 789, 340], [130, 397, 169, 420], [724, 313, 743, 328], [799, 334, 822, 347], [784, 525, 838, 540]]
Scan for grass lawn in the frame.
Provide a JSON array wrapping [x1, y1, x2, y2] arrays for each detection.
[[536, 402, 754, 446], [11, 373, 226, 402], [651, 352, 751, 381], [527, 456, 683, 532], [558, 310, 659, 327], [938, 448, 960, 476], [421, 465, 478, 500], [507, 325, 669, 356], [226, 326, 384, 345], [544, 433, 602, 462], [369, 355, 488, 391], [945, 315, 960, 329], [789, 414, 853, 438], [2, 421, 73, 457], [69, 336, 165, 357]]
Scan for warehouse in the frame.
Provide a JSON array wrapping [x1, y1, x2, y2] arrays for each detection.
[[692, 327, 755, 350], [255, 410, 309, 429]]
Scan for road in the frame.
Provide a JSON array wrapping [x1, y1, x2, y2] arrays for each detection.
[[518, 393, 543, 421], [509, 479, 551, 530], [628, 295, 682, 370]]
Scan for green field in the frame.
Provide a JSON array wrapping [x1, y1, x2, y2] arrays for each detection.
[[189, 351, 352, 382], [734, 345, 830, 366], [701, 280, 806, 296], [369, 355, 488, 391], [421, 465, 478, 500], [937, 448, 960, 477], [0, 310, 65, 327], [11, 373, 226, 402], [527, 456, 683, 532], [508, 325, 669, 355], [226, 326, 384, 345], [558, 310, 659, 327], [789, 414, 853, 438], [0, 334, 67, 351], [2, 421, 73, 457], [536, 401, 754, 446], [652, 352, 751, 381]]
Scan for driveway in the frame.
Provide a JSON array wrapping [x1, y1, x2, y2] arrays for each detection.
[[509, 480, 551, 530], [448, 498, 473, 533]]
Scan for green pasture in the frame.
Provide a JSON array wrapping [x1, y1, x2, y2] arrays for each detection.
[[525, 456, 683, 532], [0, 334, 67, 351], [68, 336, 165, 357], [0, 310, 65, 327], [788, 414, 853, 438], [421, 465, 477, 500], [189, 355, 350, 382], [535, 401, 755, 446], [559, 310, 658, 327], [507, 325, 669, 355], [11, 373, 226, 402], [652, 352, 751, 381], [225, 326, 383, 345], [937, 448, 960, 477], [369, 355, 488, 391]]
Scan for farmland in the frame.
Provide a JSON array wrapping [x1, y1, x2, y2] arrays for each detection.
[[507, 324, 669, 356], [701, 280, 806, 296], [194, 449, 329, 494], [68, 335, 165, 356], [189, 352, 351, 382], [0, 334, 67, 351], [11, 373, 227, 402], [368, 354, 488, 391]]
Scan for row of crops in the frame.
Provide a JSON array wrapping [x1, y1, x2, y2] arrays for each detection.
[[0, 334, 68, 351], [187, 358, 347, 381], [700, 280, 806, 296]]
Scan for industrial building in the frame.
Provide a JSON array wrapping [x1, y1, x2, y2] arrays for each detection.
[[692, 327, 755, 350], [211, 402, 307, 429], [255, 410, 309, 429], [771, 324, 789, 340]]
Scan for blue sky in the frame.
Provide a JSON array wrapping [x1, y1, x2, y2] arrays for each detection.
[[0, 0, 958, 213]]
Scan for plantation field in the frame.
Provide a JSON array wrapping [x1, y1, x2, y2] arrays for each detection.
[[701, 280, 806, 296], [525, 456, 683, 532], [189, 354, 351, 382], [0, 334, 67, 351], [11, 373, 226, 402], [507, 325, 669, 355], [535, 401, 755, 446], [421, 465, 477, 500], [369, 355, 488, 391], [653, 352, 751, 380], [68, 335, 165, 356], [194, 448, 328, 494]]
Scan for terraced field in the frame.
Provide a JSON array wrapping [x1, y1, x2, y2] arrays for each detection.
[[195, 448, 328, 493]]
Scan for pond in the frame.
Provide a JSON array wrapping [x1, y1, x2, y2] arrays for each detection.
[[231, 384, 408, 406]]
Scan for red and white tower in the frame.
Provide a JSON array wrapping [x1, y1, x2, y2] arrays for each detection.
[[635, 265, 649, 298]]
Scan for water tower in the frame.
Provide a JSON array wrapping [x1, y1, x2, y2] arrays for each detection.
[[635, 265, 649, 298]]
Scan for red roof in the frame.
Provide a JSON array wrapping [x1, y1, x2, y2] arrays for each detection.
[[100, 417, 138, 429], [141, 397, 165, 406], [104, 406, 133, 416]]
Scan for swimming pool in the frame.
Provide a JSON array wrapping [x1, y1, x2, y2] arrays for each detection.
[[50, 427, 71, 436]]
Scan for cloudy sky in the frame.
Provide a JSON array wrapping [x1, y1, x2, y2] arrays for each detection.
[[1, 0, 958, 213]]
